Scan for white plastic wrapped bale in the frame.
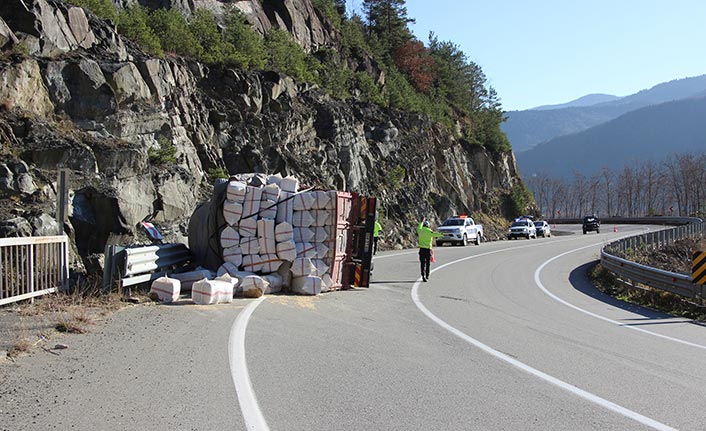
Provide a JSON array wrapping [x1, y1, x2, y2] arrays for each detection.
[[296, 242, 317, 259], [259, 199, 277, 219], [220, 226, 240, 249], [259, 254, 280, 273], [238, 218, 258, 237], [292, 210, 314, 227], [311, 209, 332, 227], [262, 183, 280, 202], [293, 226, 314, 243], [320, 273, 333, 292], [314, 243, 330, 259], [310, 191, 331, 210], [170, 269, 215, 292], [312, 226, 333, 243], [276, 191, 294, 224], [291, 275, 322, 295], [240, 236, 260, 255], [191, 274, 235, 305], [280, 175, 299, 193], [149, 276, 181, 303], [324, 190, 337, 209], [223, 200, 243, 226], [312, 259, 330, 277], [223, 246, 243, 266], [242, 186, 263, 219], [291, 257, 316, 277], [276, 240, 296, 262], [217, 262, 239, 277], [275, 222, 294, 243], [226, 181, 247, 202], [293, 191, 315, 210], [262, 273, 283, 294], [267, 173, 283, 186], [257, 219, 277, 255], [242, 254, 263, 273], [241, 275, 269, 298]]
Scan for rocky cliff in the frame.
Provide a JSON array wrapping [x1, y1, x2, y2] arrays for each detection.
[[0, 0, 524, 275]]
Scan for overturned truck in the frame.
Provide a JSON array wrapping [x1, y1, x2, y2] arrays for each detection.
[[182, 173, 376, 297]]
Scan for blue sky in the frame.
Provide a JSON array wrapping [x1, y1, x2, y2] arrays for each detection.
[[346, 0, 706, 111]]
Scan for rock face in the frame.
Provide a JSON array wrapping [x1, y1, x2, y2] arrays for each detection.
[[0, 0, 526, 270]]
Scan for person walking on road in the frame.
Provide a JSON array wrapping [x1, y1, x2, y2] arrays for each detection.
[[373, 219, 382, 255], [417, 217, 443, 282]]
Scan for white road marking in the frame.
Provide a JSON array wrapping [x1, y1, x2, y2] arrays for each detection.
[[412, 235, 678, 431], [229, 297, 270, 431], [534, 244, 706, 350]]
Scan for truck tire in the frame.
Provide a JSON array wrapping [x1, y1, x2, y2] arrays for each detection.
[[475, 235, 481, 245]]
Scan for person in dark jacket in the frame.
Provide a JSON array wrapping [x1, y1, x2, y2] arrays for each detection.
[[417, 217, 443, 282]]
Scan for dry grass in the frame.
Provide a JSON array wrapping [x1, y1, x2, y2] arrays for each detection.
[[7, 330, 35, 358]]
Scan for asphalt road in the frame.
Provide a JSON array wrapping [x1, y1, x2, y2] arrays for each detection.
[[3, 224, 706, 430]]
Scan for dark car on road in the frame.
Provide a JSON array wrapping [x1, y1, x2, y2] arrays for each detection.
[[582, 216, 600, 234]]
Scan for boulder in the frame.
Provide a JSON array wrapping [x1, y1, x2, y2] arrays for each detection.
[[0, 216, 32, 237], [31, 212, 59, 236], [0, 16, 18, 49], [0, 58, 54, 116]]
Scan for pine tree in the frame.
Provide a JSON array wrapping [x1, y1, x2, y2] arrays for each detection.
[[361, 0, 415, 53]]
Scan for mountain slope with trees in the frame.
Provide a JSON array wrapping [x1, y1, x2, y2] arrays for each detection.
[[516, 95, 706, 180], [503, 74, 706, 153]]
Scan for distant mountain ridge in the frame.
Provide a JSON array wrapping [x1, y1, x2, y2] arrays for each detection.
[[503, 74, 706, 153], [515, 95, 706, 179], [531, 93, 620, 111]]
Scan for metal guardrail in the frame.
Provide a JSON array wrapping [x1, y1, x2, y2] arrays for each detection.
[[103, 243, 192, 292], [600, 218, 706, 299], [0, 235, 70, 306]]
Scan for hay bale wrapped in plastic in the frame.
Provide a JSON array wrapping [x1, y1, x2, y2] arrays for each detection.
[[238, 218, 258, 238], [242, 254, 263, 273], [220, 226, 240, 249], [223, 246, 243, 267], [223, 200, 243, 226], [259, 199, 277, 219], [192, 274, 236, 305], [291, 257, 316, 277], [314, 242, 330, 259], [296, 242, 317, 259], [312, 259, 330, 277], [241, 275, 269, 298], [311, 191, 331, 210], [259, 254, 280, 273], [292, 210, 314, 227], [293, 226, 314, 243], [257, 219, 277, 255], [280, 175, 299, 193], [242, 186, 263, 218], [276, 240, 296, 262], [267, 173, 283, 186], [291, 275, 322, 295], [320, 273, 333, 292], [277, 191, 294, 224], [226, 181, 247, 202], [312, 226, 333, 243], [262, 273, 283, 293], [293, 192, 315, 210], [277, 261, 292, 290], [275, 222, 294, 243], [240, 236, 260, 255], [262, 183, 280, 202], [149, 276, 181, 303], [311, 209, 332, 227]]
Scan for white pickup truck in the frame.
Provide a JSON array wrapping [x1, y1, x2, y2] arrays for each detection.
[[436, 216, 483, 246]]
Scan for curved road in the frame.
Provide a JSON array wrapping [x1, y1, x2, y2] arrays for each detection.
[[2, 224, 706, 430]]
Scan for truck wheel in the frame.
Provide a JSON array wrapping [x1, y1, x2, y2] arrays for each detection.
[[583, 230, 587, 234], [462, 234, 468, 246], [475, 235, 481, 245], [596, 229, 600, 233]]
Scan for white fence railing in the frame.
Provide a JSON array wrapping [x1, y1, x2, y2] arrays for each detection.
[[0, 235, 70, 306]]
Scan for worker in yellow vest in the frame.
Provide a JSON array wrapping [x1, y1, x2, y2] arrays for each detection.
[[373, 219, 382, 255], [417, 217, 443, 282]]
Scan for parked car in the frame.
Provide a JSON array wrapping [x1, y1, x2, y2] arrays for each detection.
[[507, 219, 537, 239], [534, 220, 551, 237], [437, 215, 483, 246], [582, 216, 600, 234]]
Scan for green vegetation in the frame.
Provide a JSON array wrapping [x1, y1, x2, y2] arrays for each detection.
[[148, 138, 177, 165], [69, 0, 510, 153], [508, 183, 534, 215], [207, 167, 229, 180], [387, 165, 406, 189]]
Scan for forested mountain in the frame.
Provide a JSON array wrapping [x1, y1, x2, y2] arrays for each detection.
[[516, 95, 706, 179], [503, 74, 706, 153]]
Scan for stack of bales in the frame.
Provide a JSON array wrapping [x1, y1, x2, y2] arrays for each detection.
[[216, 174, 338, 296]]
